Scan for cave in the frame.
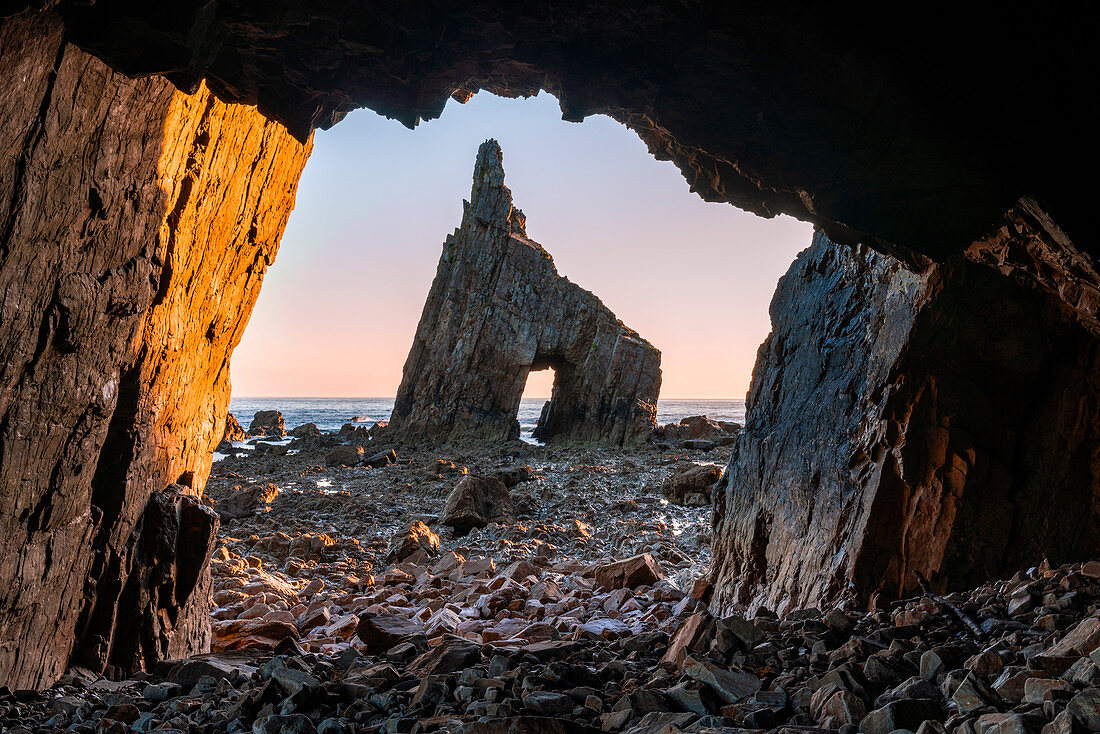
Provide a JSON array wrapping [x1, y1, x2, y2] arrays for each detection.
[[0, 0, 1096, 697]]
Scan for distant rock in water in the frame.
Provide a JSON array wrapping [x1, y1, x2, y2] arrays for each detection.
[[289, 422, 320, 438], [248, 410, 285, 438], [390, 139, 661, 445], [653, 415, 739, 450]]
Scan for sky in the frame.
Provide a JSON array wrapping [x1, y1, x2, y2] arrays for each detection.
[[230, 92, 812, 399]]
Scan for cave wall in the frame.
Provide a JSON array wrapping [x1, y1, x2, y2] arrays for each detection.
[[390, 140, 661, 446], [0, 9, 310, 688], [711, 210, 1100, 615]]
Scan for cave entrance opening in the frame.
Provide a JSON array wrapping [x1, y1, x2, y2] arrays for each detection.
[[519, 357, 565, 444], [229, 91, 812, 425]]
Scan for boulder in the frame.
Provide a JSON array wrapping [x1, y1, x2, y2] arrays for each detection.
[[593, 553, 664, 589], [680, 654, 760, 703], [441, 476, 514, 535], [663, 464, 722, 506], [406, 635, 482, 677], [325, 445, 363, 467], [680, 415, 726, 440], [652, 416, 738, 444], [387, 521, 440, 562], [249, 410, 285, 437], [364, 448, 396, 468], [287, 533, 334, 561], [155, 653, 260, 688], [496, 465, 535, 488], [660, 613, 711, 668], [217, 483, 279, 520], [211, 618, 299, 652], [356, 613, 428, 654], [253, 441, 288, 457], [339, 423, 370, 439], [289, 423, 321, 438], [858, 698, 944, 734]]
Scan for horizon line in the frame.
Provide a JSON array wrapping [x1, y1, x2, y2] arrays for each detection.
[[229, 394, 748, 401]]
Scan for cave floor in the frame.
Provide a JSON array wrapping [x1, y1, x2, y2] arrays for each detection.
[[6, 440, 1100, 733]]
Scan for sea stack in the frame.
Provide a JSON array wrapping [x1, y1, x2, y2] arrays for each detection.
[[389, 140, 661, 445]]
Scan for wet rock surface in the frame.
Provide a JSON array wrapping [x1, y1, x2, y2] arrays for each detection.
[[389, 141, 661, 446]]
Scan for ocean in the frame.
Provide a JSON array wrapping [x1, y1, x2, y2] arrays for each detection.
[[227, 397, 745, 441]]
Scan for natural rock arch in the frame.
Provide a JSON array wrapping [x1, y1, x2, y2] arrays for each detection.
[[0, 2, 1095, 688], [389, 140, 661, 446]]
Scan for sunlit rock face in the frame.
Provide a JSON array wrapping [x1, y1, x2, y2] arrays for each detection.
[[0, 9, 311, 689], [712, 215, 1100, 615], [390, 140, 661, 445]]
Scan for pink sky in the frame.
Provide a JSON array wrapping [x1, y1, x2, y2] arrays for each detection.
[[231, 93, 812, 399]]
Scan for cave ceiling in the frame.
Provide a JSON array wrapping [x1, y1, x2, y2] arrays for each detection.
[[30, 0, 1089, 262]]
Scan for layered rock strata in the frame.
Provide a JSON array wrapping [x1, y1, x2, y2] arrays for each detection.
[[390, 140, 661, 445], [0, 9, 310, 689], [712, 220, 1100, 614]]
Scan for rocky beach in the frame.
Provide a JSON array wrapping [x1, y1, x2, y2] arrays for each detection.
[[5, 413, 1100, 733]]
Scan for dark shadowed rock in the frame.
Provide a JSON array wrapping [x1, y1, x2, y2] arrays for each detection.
[[459, 718, 602, 734], [289, 423, 321, 438], [859, 698, 944, 734], [712, 228, 1100, 613], [407, 635, 482, 677], [663, 464, 722, 506], [156, 653, 259, 688], [338, 423, 370, 439], [496, 465, 535, 488], [253, 714, 317, 734], [523, 691, 575, 715], [364, 448, 396, 468], [388, 141, 661, 446], [441, 476, 515, 535], [217, 483, 279, 520], [680, 654, 760, 703], [356, 613, 428, 654]]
